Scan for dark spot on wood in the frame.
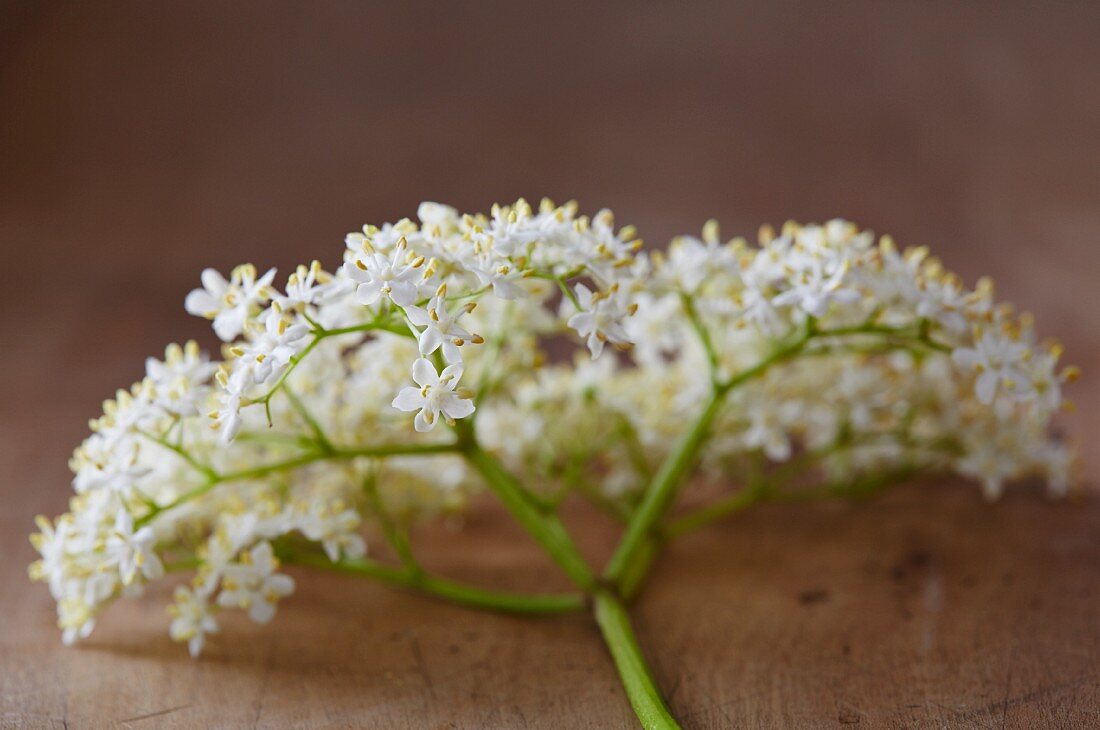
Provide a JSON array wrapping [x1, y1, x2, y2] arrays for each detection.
[[838, 708, 861, 723], [448, 644, 460, 655], [961, 575, 977, 588], [907, 550, 930, 567], [841, 643, 851, 657], [798, 588, 830, 605]]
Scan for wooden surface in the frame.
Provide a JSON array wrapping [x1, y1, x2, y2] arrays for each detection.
[[2, 2, 1100, 727]]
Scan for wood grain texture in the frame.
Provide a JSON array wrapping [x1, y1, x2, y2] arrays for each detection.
[[2, 1, 1099, 727]]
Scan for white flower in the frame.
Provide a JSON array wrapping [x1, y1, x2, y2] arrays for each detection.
[[185, 265, 276, 342], [278, 260, 330, 311], [659, 231, 730, 294], [105, 511, 164, 585], [417, 201, 460, 235], [771, 247, 860, 317], [405, 291, 478, 363], [345, 236, 423, 307], [29, 515, 73, 599], [210, 386, 245, 443], [469, 259, 526, 300], [145, 341, 216, 417], [58, 596, 97, 645], [235, 311, 311, 386], [567, 283, 635, 358], [952, 329, 1034, 405], [216, 541, 296, 624], [741, 406, 796, 461], [169, 586, 219, 658], [70, 435, 148, 497], [296, 502, 366, 562], [392, 358, 475, 432], [954, 440, 1019, 500]]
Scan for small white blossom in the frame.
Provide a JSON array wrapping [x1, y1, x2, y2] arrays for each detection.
[[105, 511, 164, 585], [567, 283, 635, 358], [235, 310, 311, 387], [345, 237, 424, 307], [405, 290, 478, 363], [145, 341, 216, 416], [295, 501, 366, 562], [216, 541, 296, 624], [392, 358, 475, 432], [952, 328, 1034, 405], [185, 265, 276, 342], [168, 586, 219, 658]]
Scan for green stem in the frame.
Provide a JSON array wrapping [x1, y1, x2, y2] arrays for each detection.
[[136, 441, 458, 528], [603, 394, 725, 583], [665, 486, 766, 537], [616, 536, 661, 602], [464, 443, 597, 591], [137, 429, 217, 480], [606, 323, 817, 586], [363, 469, 419, 572], [282, 384, 334, 454], [594, 590, 681, 729], [290, 552, 585, 615], [681, 293, 719, 382]]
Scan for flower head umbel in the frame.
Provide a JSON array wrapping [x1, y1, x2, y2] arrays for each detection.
[[392, 358, 475, 432], [32, 198, 1077, 672]]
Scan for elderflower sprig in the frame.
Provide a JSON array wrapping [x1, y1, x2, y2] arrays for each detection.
[[31, 198, 1078, 730]]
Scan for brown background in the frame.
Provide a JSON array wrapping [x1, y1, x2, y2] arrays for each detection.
[[2, 2, 1099, 727]]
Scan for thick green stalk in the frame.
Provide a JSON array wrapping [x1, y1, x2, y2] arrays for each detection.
[[616, 535, 661, 602], [604, 394, 725, 583], [289, 552, 585, 615], [605, 326, 814, 587], [464, 443, 597, 591], [594, 590, 681, 729]]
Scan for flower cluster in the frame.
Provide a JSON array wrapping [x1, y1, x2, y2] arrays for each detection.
[[31, 200, 1077, 657]]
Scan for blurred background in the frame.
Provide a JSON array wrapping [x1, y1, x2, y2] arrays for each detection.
[[2, 0, 1098, 505]]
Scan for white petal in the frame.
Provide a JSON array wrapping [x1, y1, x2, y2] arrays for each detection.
[[439, 362, 464, 383], [200, 268, 228, 294], [411, 358, 437, 387], [389, 281, 418, 306], [405, 305, 432, 327], [442, 341, 462, 364], [355, 282, 382, 306], [443, 396, 475, 420], [413, 409, 434, 432], [975, 371, 998, 404], [391, 387, 424, 412], [267, 574, 295, 596], [184, 290, 218, 317], [573, 283, 593, 308], [248, 599, 277, 624], [419, 327, 444, 356]]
